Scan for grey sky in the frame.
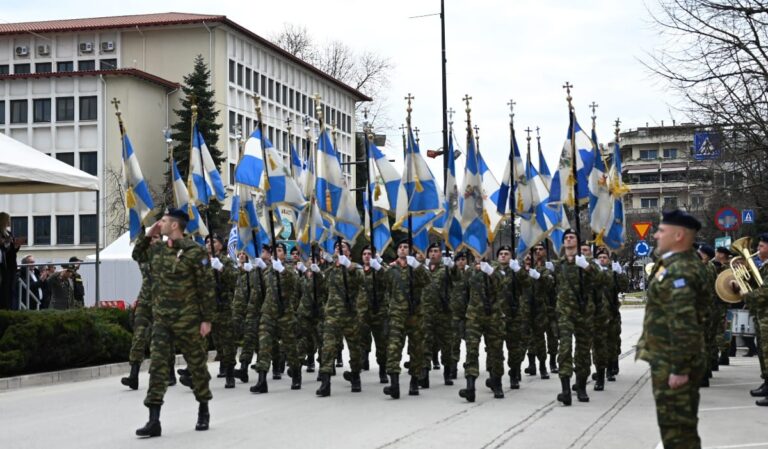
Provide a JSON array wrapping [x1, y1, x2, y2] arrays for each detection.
[[4, 0, 679, 182]]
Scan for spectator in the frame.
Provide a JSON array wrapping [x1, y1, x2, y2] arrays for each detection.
[[69, 256, 85, 308], [47, 265, 77, 310], [0, 212, 21, 310], [40, 264, 56, 309], [18, 255, 47, 310]]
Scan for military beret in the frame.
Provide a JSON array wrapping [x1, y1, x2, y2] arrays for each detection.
[[562, 229, 577, 243], [361, 244, 374, 253], [496, 245, 513, 256], [698, 244, 715, 259], [290, 246, 299, 254], [759, 233, 768, 244], [454, 251, 468, 261], [262, 244, 273, 253], [594, 247, 609, 257], [275, 242, 287, 252], [660, 209, 701, 231], [165, 208, 189, 224], [427, 242, 441, 252], [716, 246, 732, 256], [396, 237, 411, 248]]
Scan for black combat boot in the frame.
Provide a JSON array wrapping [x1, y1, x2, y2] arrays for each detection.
[[719, 352, 730, 366], [379, 364, 389, 384], [250, 371, 268, 394], [433, 353, 441, 370], [383, 373, 400, 399], [524, 353, 536, 375], [557, 376, 572, 406], [136, 404, 162, 437], [607, 362, 616, 382], [342, 370, 362, 392], [509, 367, 520, 389], [539, 357, 550, 380], [272, 359, 282, 380], [458, 376, 476, 402], [234, 361, 249, 383], [594, 368, 605, 391], [195, 402, 209, 431], [121, 362, 140, 390], [443, 365, 454, 386], [750, 382, 768, 397], [168, 369, 177, 386], [451, 363, 458, 380], [306, 354, 316, 373], [362, 352, 370, 371], [549, 355, 559, 374], [745, 337, 758, 356], [288, 367, 302, 390], [336, 350, 344, 367], [409, 375, 420, 396], [491, 376, 504, 399], [316, 373, 331, 397], [419, 367, 430, 389], [225, 365, 236, 389], [757, 397, 768, 406], [177, 367, 190, 377], [700, 374, 710, 388], [217, 363, 226, 378], [576, 375, 590, 402], [179, 373, 193, 389], [711, 357, 720, 371]]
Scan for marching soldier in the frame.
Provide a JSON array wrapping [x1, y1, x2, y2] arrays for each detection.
[[496, 245, 531, 390], [423, 242, 455, 386], [696, 244, 718, 387], [713, 246, 732, 367], [603, 253, 628, 382], [234, 246, 268, 384], [231, 251, 253, 349], [132, 209, 216, 437], [523, 252, 551, 381], [592, 248, 617, 390], [359, 245, 390, 384], [295, 253, 326, 376], [533, 243, 560, 374], [745, 234, 768, 404], [637, 209, 708, 447], [204, 234, 238, 389], [449, 251, 470, 380]]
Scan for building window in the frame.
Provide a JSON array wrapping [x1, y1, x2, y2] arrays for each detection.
[[639, 149, 658, 160], [33, 98, 51, 123], [282, 85, 288, 106], [663, 148, 678, 159], [100, 59, 117, 70], [640, 197, 659, 209], [80, 215, 97, 244], [57, 61, 74, 72], [253, 71, 259, 93], [229, 111, 236, 135], [691, 195, 705, 209], [237, 63, 243, 87], [56, 215, 74, 244], [33, 216, 51, 245], [663, 196, 678, 210], [261, 75, 267, 96], [245, 68, 251, 90], [275, 82, 281, 103], [56, 97, 75, 121], [35, 62, 52, 73], [79, 96, 97, 121], [11, 217, 28, 241], [0, 100, 5, 124], [229, 59, 235, 83], [0, 64, 8, 74], [79, 151, 97, 176], [229, 162, 236, 185], [56, 152, 75, 166], [268, 79, 274, 100], [10, 100, 28, 124], [14, 63, 30, 74], [78, 60, 95, 71]]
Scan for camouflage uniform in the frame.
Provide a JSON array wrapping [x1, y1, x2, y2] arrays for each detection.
[[422, 261, 454, 377], [590, 267, 612, 376], [47, 271, 76, 310], [699, 260, 718, 378], [359, 265, 389, 375], [525, 265, 553, 370], [637, 249, 708, 449], [296, 270, 326, 369], [606, 270, 629, 372], [128, 264, 154, 364], [210, 257, 238, 370], [745, 264, 768, 382], [450, 266, 471, 375], [255, 265, 301, 375], [319, 262, 365, 374], [499, 264, 531, 382], [238, 268, 266, 368], [464, 267, 506, 379], [132, 235, 216, 407], [232, 267, 252, 343], [384, 263, 430, 376], [543, 265, 560, 370]]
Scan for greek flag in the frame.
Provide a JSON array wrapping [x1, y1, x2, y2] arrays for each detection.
[[442, 130, 463, 250], [394, 127, 443, 234], [234, 128, 266, 188], [588, 128, 613, 246], [227, 225, 239, 261], [230, 184, 259, 258], [602, 140, 628, 250], [188, 124, 226, 206], [366, 140, 398, 254], [290, 140, 305, 189], [171, 158, 208, 238], [554, 110, 595, 207], [537, 137, 569, 254], [496, 130, 526, 216], [316, 128, 361, 242], [459, 127, 489, 257], [121, 134, 154, 242], [516, 145, 559, 255]]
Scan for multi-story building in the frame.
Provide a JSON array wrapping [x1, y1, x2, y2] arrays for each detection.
[[0, 12, 370, 261]]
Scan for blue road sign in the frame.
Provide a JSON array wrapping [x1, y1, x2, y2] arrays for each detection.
[[634, 240, 650, 257], [742, 209, 755, 224], [715, 206, 740, 232]]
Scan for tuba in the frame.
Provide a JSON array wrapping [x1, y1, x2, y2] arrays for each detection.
[[715, 237, 763, 303]]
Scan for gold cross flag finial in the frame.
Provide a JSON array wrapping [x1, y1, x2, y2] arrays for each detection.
[[563, 82, 573, 107], [405, 93, 415, 124]]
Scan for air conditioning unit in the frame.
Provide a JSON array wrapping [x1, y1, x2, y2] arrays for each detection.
[[100, 41, 115, 52], [15, 45, 29, 57], [79, 42, 94, 53], [37, 44, 50, 56]]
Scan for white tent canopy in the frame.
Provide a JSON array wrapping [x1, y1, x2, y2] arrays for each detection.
[[82, 232, 141, 306], [0, 132, 99, 193]]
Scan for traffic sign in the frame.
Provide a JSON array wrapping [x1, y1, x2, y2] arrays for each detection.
[[742, 209, 755, 224], [715, 206, 741, 232], [634, 240, 650, 257], [715, 236, 732, 249], [632, 222, 652, 239]]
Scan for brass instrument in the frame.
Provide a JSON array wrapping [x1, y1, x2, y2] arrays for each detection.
[[644, 262, 655, 277], [715, 237, 763, 303]]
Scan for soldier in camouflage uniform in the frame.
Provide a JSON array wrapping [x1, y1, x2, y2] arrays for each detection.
[[251, 243, 302, 393], [204, 234, 238, 389], [295, 254, 326, 375], [603, 253, 629, 382], [383, 239, 431, 399], [422, 242, 455, 387], [554, 229, 599, 406], [532, 243, 559, 374], [133, 209, 216, 437], [744, 234, 768, 404], [713, 247, 732, 367], [233, 248, 268, 383], [696, 244, 718, 388], [316, 240, 365, 396], [231, 251, 253, 346], [522, 252, 551, 381], [496, 245, 531, 391], [459, 252, 519, 402], [449, 251, 470, 380], [359, 245, 389, 384], [637, 209, 708, 448], [591, 248, 621, 390], [46, 267, 76, 310]]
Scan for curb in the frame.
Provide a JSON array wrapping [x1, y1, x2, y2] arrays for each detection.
[[0, 351, 218, 393]]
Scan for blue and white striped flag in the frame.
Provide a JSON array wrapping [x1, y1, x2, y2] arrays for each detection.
[[171, 158, 208, 238], [602, 139, 628, 250], [316, 128, 361, 242], [459, 127, 489, 257], [121, 134, 154, 242], [394, 127, 443, 236], [188, 123, 225, 206], [441, 130, 463, 250], [588, 128, 613, 246], [365, 140, 398, 254]]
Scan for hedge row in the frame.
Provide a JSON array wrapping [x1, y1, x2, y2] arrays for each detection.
[[0, 308, 133, 377]]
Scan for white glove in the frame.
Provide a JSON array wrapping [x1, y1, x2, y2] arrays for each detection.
[[338, 254, 352, 268], [322, 253, 334, 263], [211, 257, 224, 271], [529, 268, 541, 280], [509, 259, 521, 272], [370, 258, 382, 271], [310, 263, 321, 273], [254, 258, 267, 270], [376, 256, 383, 264], [612, 261, 622, 274], [243, 262, 253, 272], [406, 255, 420, 268], [272, 258, 285, 273], [480, 261, 494, 275], [545, 261, 555, 271], [575, 254, 589, 269], [297, 262, 307, 273], [442, 256, 454, 268]]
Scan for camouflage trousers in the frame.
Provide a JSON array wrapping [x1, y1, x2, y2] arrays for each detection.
[[231, 296, 249, 343], [451, 317, 465, 368], [423, 307, 453, 369], [505, 312, 529, 373], [606, 307, 622, 364], [255, 311, 299, 373], [527, 302, 550, 362], [144, 315, 211, 406], [557, 300, 595, 379], [238, 310, 261, 366], [129, 302, 152, 363], [465, 312, 504, 378], [756, 310, 768, 379], [386, 309, 424, 376], [297, 315, 321, 363], [321, 314, 362, 374], [650, 360, 705, 449], [591, 304, 611, 371], [211, 302, 237, 367], [360, 311, 388, 367], [546, 304, 559, 358]]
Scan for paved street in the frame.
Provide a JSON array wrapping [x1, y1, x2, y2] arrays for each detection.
[[1, 308, 766, 449]]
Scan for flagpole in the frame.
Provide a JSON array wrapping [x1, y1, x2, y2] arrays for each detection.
[[329, 120, 351, 311], [536, 127, 552, 263], [404, 94, 416, 315], [286, 116, 294, 178], [303, 115, 320, 318], [564, 82, 586, 309], [362, 115, 380, 314], [507, 100, 517, 257], [253, 95, 284, 314]]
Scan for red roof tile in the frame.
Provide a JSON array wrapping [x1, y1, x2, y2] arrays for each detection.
[[0, 68, 180, 90]]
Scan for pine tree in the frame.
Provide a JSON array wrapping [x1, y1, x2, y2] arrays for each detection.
[[166, 54, 228, 235]]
